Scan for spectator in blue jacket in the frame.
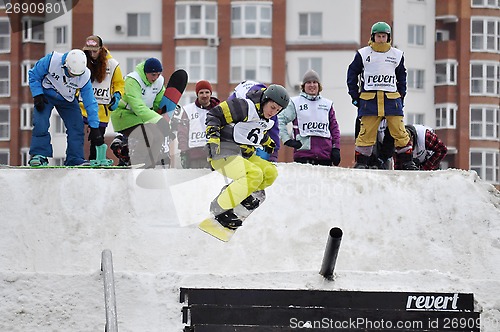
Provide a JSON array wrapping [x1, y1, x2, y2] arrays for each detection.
[[28, 49, 103, 166], [278, 70, 341, 166]]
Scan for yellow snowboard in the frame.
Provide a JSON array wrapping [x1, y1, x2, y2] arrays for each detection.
[[198, 217, 236, 242]]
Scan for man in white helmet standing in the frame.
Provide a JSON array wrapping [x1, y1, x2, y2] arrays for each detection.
[[28, 49, 103, 166]]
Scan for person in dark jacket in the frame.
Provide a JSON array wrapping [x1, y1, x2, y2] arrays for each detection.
[[228, 80, 281, 162], [347, 21, 417, 170], [205, 84, 290, 229], [278, 69, 341, 166]]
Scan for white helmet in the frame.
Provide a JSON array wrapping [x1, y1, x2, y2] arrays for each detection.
[[64, 49, 87, 76]]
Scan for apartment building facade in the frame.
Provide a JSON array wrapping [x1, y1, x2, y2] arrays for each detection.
[[0, 0, 498, 185]]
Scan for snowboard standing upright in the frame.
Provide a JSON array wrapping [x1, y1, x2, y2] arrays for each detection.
[[198, 190, 266, 242], [158, 68, 188, 117]]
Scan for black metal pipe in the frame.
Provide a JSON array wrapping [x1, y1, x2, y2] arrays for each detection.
[[319, 227, 343, 279]]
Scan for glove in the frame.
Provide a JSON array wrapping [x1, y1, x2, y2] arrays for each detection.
[[241, 145, 256, 158], [89, 127, 105, 146], [284, 139, 302, 149], [261, 136, 276, 154], [109, 92, 121, 111], [205, 125, 220, 159], [33, 94, 48, 112], [351, 98, 360, 107], [331, 148, 341, 166]]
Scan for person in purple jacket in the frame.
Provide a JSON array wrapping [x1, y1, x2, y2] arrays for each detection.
[[278, 70, 341, 166]]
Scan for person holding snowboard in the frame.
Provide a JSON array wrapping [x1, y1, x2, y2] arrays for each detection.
[[109, 57, 171, 167], [347, 21, 418, 170], [80, 35, 125, 161], [205, 84, 290, 229], [28, 49, 104, 166]]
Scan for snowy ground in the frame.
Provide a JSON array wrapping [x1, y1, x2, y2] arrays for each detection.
[[0, 164, 499, 331]]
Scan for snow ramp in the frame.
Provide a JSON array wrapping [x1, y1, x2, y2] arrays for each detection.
[[0, 165, 498, 331]]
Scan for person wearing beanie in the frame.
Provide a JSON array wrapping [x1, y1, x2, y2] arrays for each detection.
[[80, 35, 125, 162], [347, 21, 418, 170], [144, 57, 163, 74], [278, 69, 341, 166], [172, 79, 220, 168], [110, 58, 171, 167]]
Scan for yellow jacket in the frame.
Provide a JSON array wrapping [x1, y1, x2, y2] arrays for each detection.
[[80, 52, 125, 126]]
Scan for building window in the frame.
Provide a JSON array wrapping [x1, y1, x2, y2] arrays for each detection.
[[21, 61, 35, 86], [470, 105, 499, 139], [127, 13, 150, 37], [126, 58, 147, 74], [0, 62, 10, 97], [126, 57, 147, 74], [22, 17, 45, 42], [435, 61, 457, 85], [53, 113, 66, 134], [55, 26, 67, 45], [0, 19, 10, 53], [232, 3, 272, 38], [407, 69, 425, 89], [405, 113, 425, 125], [408, 24, 425, 46], [21, 148, 29, 166], [435, 104, 457, 129], [0, 150, 8, 165], [230, 47, 271, 83], [470, 62, 499, 96], [470, 150, 499, 184], [471, 17, 500, 52], [471, 0, 500, 9], [299, 13, 322, 37], [176, 3, 217, 37], [176, 48, 217, 83], [179, 92, 198, 108], [298, 58, 322, 84], [436, 29, 450, 42], [20, 104, 34, 130], [0, 106, 10, 140]]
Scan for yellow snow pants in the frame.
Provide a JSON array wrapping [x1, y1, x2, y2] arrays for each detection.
[[210, 154, 278, 210]]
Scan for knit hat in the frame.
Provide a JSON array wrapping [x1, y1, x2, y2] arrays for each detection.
[[82, 35, 102, 51], [302, 69, 321, 84], [301, 69, 322, 93], [144, 58, 163, 73], [195, 80, 213, 94]]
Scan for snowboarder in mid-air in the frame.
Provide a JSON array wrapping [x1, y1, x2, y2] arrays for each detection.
[[205, 84, 290, 230]]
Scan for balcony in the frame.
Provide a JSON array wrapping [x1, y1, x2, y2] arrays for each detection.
[[436, 0, 459, 21]]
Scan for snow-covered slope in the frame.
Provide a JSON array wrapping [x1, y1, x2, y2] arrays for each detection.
[[0, 165, 499, 331]]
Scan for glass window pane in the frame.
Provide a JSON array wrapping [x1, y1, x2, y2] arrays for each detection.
[[245, 6, 256, 19], [299, 14, 308, 35], [311, 13, 322, 36], [190, 5, 201, 19], [472, 20, 483, 33]]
